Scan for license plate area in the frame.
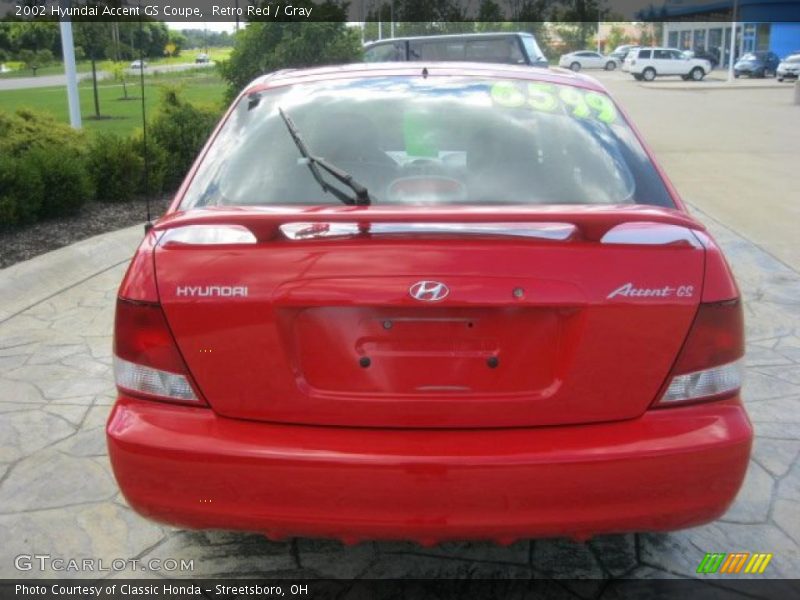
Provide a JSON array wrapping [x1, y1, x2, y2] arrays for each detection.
[[285, 306, 571, 396]]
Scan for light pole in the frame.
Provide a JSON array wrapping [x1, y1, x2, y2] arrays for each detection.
[[59, 0, 81, 129], [596, 0, 603, 53], [727, 0, 739, 82]]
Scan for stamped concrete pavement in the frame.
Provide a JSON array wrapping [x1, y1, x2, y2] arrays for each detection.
[[0, 202, 798, 585]]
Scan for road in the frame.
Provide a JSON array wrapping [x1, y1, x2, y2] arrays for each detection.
[[0, 62, 214, 91], [593, 69, 800, 271]]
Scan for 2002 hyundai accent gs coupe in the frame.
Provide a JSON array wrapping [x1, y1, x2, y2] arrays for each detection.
[[107, 62, 752, 544]]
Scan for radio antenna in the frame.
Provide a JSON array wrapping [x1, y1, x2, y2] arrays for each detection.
[[138, 0, 152, 232]]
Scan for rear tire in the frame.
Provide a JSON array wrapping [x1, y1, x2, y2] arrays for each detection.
[[570, 62, 581, 72], [642, 68, 656, 81], [778, 77, 784, 82], [605, 61, 617, 71], [690, 67, 705, 81]]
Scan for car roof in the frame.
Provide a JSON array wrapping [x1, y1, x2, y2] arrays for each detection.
[[244, 62, 607, 96], [364, 32, 533, 46]]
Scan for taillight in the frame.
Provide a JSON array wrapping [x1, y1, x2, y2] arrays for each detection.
[[114, 299, 205, 405], [655, 300, 744, 407], [114, 232, 205, 406]]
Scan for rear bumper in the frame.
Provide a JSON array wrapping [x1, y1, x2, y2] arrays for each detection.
[[107, 395, 752, 544]]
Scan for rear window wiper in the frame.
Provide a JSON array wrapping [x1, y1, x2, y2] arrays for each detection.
[[278, 107, 371, 206]]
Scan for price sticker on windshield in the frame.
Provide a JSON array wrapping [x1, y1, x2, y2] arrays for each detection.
[[490, 81, 618, 124]]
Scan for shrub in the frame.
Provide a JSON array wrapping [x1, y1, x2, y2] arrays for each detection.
[[131, 129, 168, 196], [0, 108, 88, 158], [148, 86, 220, 190], [87, 132, 143, 203], [26, 146, 94, 218], [0, 155, 44, 227]]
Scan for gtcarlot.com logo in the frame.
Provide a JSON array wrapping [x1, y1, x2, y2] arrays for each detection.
[[15, 554, 194, 573], [697, 552, 773, 574]]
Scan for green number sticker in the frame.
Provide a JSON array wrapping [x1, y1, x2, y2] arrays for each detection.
[[489, 81, 618, 125], [558, 87, 592, 119], [490, 81, 526, 108], [527, 83, 559, 112], [584, 92, 618, 124]]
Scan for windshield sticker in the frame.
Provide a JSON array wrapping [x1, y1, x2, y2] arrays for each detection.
[[490, 81, 618, 124]]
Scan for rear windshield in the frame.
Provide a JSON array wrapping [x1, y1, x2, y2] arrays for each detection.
[[408, 37, 525, 64], [180, 76, 674, 209], [521, 36, 544, 62]]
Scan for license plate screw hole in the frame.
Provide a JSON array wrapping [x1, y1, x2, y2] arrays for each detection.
[[382, 320, 393, 330], [487, 356, 499, 368], [359, 356, 372, 368]]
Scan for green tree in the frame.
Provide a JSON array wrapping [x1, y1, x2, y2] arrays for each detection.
[[220, 18, 362, 99], [605, 25, 631, 52], [551, 0, 603, 52], [9, 22, 58, 55], [168, 30, 188, 56], [75, 22, 114, 118], [17, 48, 52, 76], [477, 0, 504, 21], [0, 23, 13, 58], [108, 61, 131, 100]]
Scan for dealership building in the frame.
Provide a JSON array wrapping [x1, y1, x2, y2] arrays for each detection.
[[658, 0, 800, 66]]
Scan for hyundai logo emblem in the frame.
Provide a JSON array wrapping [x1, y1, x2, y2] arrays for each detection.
[[409, 281, 449, 302]]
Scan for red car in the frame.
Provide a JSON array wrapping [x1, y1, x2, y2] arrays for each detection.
[[107, 63, 752, 544]]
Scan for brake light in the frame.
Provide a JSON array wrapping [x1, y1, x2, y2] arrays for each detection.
[[114, 299, 204, 405], [655, 300, 744, 406]]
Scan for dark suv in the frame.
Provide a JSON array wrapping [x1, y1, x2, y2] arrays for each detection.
[[363, 32, 548, 68], [734, 51, 780, 77]]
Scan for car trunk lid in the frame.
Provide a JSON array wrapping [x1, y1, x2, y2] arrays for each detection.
[[154, 206, 705, 428]]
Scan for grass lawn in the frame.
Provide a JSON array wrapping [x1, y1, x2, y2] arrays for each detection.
[[0, 71, 227, 136], [0, 47, 233, 79]]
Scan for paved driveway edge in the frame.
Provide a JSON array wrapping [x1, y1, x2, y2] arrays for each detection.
[[0, 224, 143, 323]]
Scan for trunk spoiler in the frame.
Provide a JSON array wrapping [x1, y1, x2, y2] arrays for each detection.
[[154, 206, 704, 246]]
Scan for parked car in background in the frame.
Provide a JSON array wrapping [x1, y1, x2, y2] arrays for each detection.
[[363, 32, 548, 68], [777, 53, 800, 81], [621, 49, 639, 72], [107, 61, 752, 543], [558, 50, 618, 71], [195, 53, 210, 64], [627, 47, 711, 81], [129, 59, 148, 69], [734, 51, 780, 78], [682, 48, 719, 69], [610, 44, 639, 64]]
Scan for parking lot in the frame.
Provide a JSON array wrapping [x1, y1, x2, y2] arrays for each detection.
[[0, 69, 798, 584]]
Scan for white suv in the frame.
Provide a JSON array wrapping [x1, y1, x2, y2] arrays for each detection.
[[626, 47, 711, 81]]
